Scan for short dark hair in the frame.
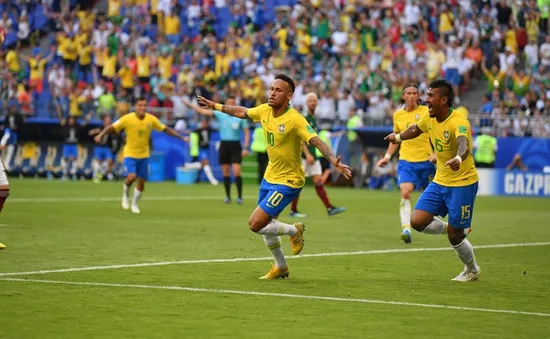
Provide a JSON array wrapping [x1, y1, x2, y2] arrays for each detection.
[[275, 74, 295, 93], [135, 96, 147, 103], [429, 79, 454, 107]]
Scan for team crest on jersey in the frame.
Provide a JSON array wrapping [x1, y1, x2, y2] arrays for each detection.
[[444, 131, 449, 139], [278, 124, 285, 133]]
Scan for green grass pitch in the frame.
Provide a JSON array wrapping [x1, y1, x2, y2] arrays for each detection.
[[0, 180, 549, 338]]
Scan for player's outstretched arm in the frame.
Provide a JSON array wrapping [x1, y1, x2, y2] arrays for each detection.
[[182, 100, 214, 117], [197, 95, 248, 119], [377, 142, 399, 167], [445, 136, 469, 171], [384, 124, 423, 144], [163, 126, 188, 142], [94, 125, 114, 143], [309, 136, 352, 179]]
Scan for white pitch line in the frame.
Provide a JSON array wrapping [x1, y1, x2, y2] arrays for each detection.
[[8, 195, 259, 203], [8, 194, 340, 203], [1, 277, 549, 318], [1, 241, 548, 277]]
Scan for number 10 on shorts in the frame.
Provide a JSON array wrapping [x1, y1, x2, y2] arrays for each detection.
[[267, 191, 284, 207]]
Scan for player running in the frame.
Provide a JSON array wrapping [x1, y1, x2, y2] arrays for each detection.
[[89, 115, 121, 183], [385, 79, 480, 282], [94, 97, 187, 214], [377, 84, 436, 243], [289, 92, 346, 218], [198, 74, 352, 280]]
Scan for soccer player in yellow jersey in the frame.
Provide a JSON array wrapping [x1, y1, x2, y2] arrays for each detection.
[[198, 74, 352, 280], [377, 84, 436, 244], [94, 98, 187, 214], [385, 80, 481, 282]]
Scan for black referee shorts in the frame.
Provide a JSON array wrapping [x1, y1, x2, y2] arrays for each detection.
[[218, 141, 242, 165]]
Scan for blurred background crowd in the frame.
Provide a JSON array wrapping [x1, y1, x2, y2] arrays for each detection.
[[0, 0, 548, 136]]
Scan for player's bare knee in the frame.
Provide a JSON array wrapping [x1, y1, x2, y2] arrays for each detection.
[[248, 217, 263, 233], [401, 189, 412, 200], [446, 226, 465, 246], [126, 174, 137, 182], [410, 211, 428, 232], [313, 176, 323, 186]]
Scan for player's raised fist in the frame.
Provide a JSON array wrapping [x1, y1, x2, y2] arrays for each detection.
[[445, 157, 461, 171], [384, 133, 400, 144], [376, 157, 389, 168], [197, 95, 214, 109]]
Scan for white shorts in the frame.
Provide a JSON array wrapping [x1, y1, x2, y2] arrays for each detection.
[[302, 159, 322, 177], [0, 159, 8, 186]]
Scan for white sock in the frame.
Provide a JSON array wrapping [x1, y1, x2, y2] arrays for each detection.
[[422, 217, 447, 234], [203, 164, 218, 184], [453, 238, 477, 271], [257, 219, 298, 236], [70, 161, 77, 175], [399, 198, 411, 230], [100, 161, 109, 175], [263, 235, 287, 268], [61, 159, 69, 175], [184, 162, 202, 170], [132, 188, 142, 206], [4, 144, 14, 171], [92, 160, 101, 177], [123, 183, 130, 200]]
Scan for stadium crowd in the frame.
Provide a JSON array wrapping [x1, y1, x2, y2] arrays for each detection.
[[0, 0, 547, 135]]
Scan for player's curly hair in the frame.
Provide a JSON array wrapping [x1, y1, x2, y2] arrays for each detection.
[[275, 74, 296, 93]]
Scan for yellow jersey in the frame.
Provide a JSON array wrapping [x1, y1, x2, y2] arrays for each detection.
[[118, 67, 134, 88], [137, 56, 150, 77], [247, 104, 318, 188], [6, 50, 20, 72], [113, 113, 166, 159], [28, 58, 47, 80], [157, 55, 173, 80], [393, 105, 432, 162], [164, 15, 180, 35], [417, 109, 478, 187]]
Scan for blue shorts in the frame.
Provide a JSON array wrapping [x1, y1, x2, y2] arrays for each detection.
[[398, 160, 435, 190], [124, 157, 149, 179], [63, 144, 78, 159], [94, 146, 114, 161], [4, 128, 17, 145], [445, 68, 461, 86], [192, 149, 209, 162], [415, 182, 478, 229], [258, 179, 302, 217]]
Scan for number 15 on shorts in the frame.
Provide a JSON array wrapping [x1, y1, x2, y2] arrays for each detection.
[[461, 205, 471, 220]]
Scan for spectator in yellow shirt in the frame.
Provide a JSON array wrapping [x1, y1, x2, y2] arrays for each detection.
[[22, 48, 54, 93], [69, 88, 86, 117], [102, 54, 117, 83], [117, 62, 135, 96], [5, 47, 20, 77], [164, 11, 181, 45], [78, 36, 93, 84], [157, 51, 173, 80]]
